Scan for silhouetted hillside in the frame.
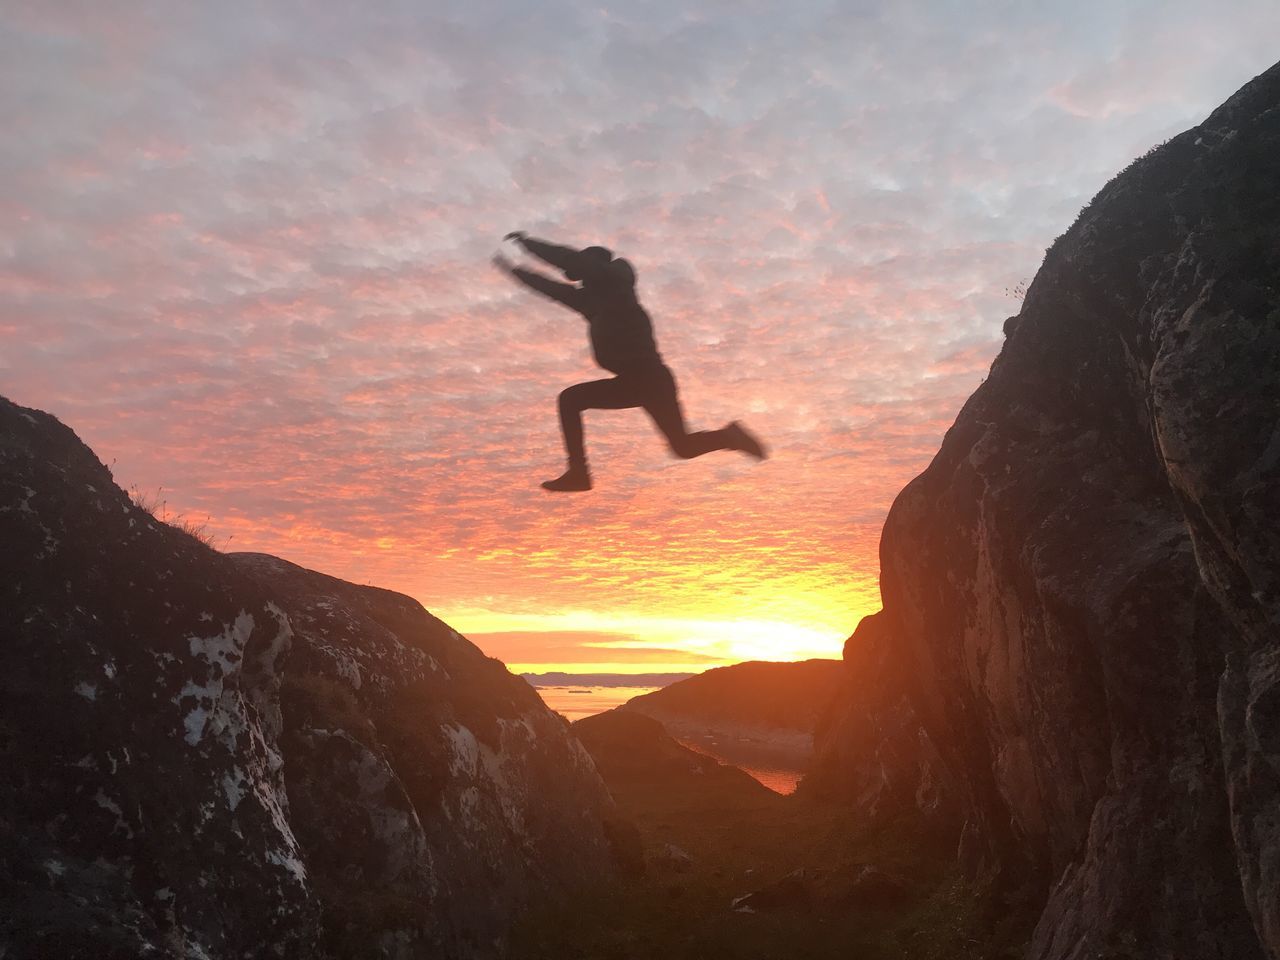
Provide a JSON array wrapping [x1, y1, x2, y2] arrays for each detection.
[[573, 710, 774, 802], [621, 659, 844, 732], [0, 396, 614, 959]]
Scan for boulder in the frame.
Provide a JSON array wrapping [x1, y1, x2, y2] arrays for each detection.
[[0, 396, 615, 959]]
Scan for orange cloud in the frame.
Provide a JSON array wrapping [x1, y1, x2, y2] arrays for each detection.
[[3, 0, 1274, 672]]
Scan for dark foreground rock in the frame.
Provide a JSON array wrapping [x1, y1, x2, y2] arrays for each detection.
[[730, 868, 815, 913], [0, 396, 614, 959], [813, 62, 1280, 958], [730, 864, 911, 916], [803, 613, 952, 833], [844, 866, 910, 908]]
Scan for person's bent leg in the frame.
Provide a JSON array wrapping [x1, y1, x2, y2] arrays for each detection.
[[556, 378, 641, 463], [556, 383, 591, 468], [545, 377, 642, 491]]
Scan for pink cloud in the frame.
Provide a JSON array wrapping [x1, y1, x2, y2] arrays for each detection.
[[2, 1, 1275, 664]]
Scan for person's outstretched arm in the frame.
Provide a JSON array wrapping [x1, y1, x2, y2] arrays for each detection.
[[492, 253, 584, 311], [506, 232, 615, 285]]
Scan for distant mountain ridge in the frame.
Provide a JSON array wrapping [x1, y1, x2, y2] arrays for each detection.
[[620, 659, 844, 733]]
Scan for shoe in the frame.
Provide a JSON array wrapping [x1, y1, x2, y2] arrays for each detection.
[[726, 421, 767, 460], [541, 463, 592, 492]]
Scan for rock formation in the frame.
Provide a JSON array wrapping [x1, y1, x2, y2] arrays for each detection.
[[813, 62, 1280, 958], [0, 396, 614, 959], [802, 614, 952, 832]]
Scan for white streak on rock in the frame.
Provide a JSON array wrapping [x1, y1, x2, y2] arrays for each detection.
[[176, 612, 255, 745], [95, 789, 133, 839], [443, 723, 480, 777], [266, 848, 308, 885], [222, 768, 247, 811]]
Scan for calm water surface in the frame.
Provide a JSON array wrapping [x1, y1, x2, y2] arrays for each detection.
[[535, 685, 660, 723], [534, 684, 805, 795]]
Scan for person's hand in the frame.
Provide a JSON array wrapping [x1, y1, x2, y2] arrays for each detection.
[[491, 252, 516, 274], [504, 230, 527, 244]]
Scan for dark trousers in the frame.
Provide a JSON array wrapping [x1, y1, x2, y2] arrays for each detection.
[[557, 363, 733, 465]]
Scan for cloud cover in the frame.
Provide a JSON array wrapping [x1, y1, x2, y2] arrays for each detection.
[[4, 0, 1277, 667]]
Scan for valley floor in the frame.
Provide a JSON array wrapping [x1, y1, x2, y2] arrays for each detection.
[[512, 757, 1032, 960]]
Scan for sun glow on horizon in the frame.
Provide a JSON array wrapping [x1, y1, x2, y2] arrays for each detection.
[[442, 600, 863, 674], [508, 662, 730, 676]]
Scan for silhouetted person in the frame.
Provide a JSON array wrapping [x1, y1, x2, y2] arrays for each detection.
[[493, 232, 766, 491]]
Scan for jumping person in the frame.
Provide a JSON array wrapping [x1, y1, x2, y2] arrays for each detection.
[[492, 232, 766, 492]]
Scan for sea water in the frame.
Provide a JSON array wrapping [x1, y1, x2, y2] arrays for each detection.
[[534, 684, 662, 723]]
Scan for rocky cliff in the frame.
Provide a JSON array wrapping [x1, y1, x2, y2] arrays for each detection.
[[814, 62, 1280, 958], [0, 396, 614, 959]]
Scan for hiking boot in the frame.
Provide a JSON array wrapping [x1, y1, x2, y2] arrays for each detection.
[[541, 463, 592, 492], [726, 421, 767, 460]]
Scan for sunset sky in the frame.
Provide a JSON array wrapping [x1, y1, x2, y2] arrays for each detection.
[[4, 2, 1277, 673]]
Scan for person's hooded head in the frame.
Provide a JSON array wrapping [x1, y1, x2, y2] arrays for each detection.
[[564, 245, 614, 282]]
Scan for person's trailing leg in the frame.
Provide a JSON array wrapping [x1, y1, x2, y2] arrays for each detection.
[[642, 366, 767, 461], [723, 421, 766, 459]]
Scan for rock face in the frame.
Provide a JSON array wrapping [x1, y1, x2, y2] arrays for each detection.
[[0, 396, 614, 959], [813, 62, 1280, 958], [803, 615, 951, 833]]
